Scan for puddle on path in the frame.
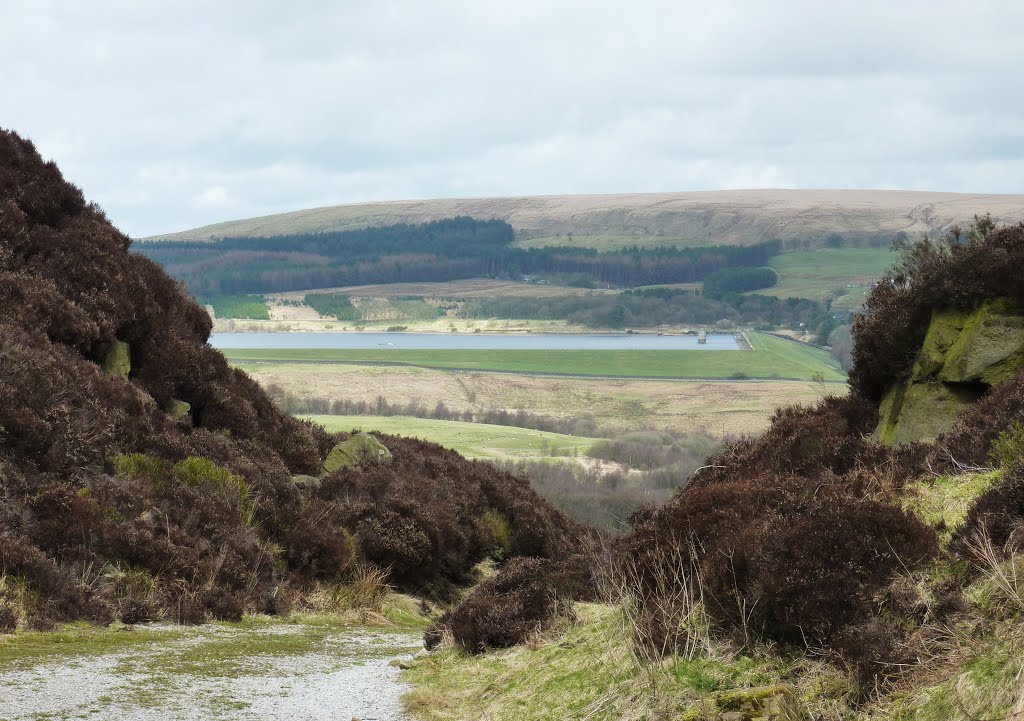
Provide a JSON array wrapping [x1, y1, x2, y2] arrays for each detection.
[[0, 620, 423, 720]]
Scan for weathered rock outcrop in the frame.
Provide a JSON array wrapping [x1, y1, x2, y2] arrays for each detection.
[[321, 432, 392, 474], [875, 299, 1024, 445], [101, 340, 131, 379]]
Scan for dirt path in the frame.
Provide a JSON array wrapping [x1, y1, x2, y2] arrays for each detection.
[[0, 619, 422, 720]]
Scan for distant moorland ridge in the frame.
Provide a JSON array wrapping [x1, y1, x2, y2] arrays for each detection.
[[146, 189, 1024, 247]]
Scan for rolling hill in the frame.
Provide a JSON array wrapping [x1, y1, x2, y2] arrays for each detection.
[[146, 189, 1024, 249]]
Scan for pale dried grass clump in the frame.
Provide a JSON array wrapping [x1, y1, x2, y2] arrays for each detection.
[[301, 565, 392, 615]]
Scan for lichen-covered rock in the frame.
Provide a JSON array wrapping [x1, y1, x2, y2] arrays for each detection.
[[876, 300, 1024, 445], [102, 340, 130, 379], [322, 432, 392, 475], [874, 382, 908, 445], [876, 381, 982, 446], [168, 399, 191, 420], [911, 307, 971, 380], [939, 298, 1024, 385], [715, 685, 807, 721], [292, 474, 321, 490]]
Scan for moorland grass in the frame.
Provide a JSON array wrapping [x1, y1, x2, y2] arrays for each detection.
[[403, 603, 852, 721], [236, 361, 836, 437]]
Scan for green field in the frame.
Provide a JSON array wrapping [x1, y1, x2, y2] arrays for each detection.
[[222, 332, 845, 381], [206, 294, 271, 320], [308, 415, 599, 461], [756, 248, 897, 302]]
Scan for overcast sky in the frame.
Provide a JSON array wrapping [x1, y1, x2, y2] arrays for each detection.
[[2, 1, 1023, 237]]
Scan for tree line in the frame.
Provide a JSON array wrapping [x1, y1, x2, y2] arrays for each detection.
[[702, 266, 778, 298], [460, 287, 830, 330], [135, 217, 783, 295], [264, 386, 603, 437]]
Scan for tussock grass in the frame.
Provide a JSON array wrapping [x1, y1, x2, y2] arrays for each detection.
[[0, 575, 43, 632], [403, 602, 853, 721], [302, 565, 391, 613]]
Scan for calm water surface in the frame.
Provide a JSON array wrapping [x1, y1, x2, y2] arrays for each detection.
[[210, 332, 742, 351]]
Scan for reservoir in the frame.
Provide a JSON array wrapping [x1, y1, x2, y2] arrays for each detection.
[[210, 331, 743, 351]]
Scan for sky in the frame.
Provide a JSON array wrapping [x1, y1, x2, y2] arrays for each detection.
[[2, 1, 1023, 237]]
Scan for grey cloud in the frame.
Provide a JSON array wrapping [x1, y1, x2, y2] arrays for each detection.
[[1, 0, 1022, 237]]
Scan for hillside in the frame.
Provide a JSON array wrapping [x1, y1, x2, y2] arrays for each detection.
[[0, 129, 588, 630], [408, 220, 1024, 720], [9, 125, 1024, 719], [146, 189, 1024, 249]]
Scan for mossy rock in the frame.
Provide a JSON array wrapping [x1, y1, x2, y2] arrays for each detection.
[[873, 381, 908, 445], [102, 340, 131, 379], [715, 685, 807, 721], [877, 299, 1024, 446], [939, 298, 1024, 385], [879, 381, 982, 446], [911, 307, 971, 380], [168, 399, 191, 420], [321, 432, 392, 475], [292, 474, 321, 491]]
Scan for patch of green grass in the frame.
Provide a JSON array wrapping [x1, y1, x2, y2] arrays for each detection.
[[116, 618, 334, 679], [307, 415, 599, 461], [205, 294, 271, 319], [904, 472, 1002, 547], [753, 248, 897, 302], [222, 332, 845, 381], [0, 622, 186, 672]]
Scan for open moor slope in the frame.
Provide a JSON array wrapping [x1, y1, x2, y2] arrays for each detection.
[[147, 189, 1024, 249]]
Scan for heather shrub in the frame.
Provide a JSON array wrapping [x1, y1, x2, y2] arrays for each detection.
[[690, 394, 884, 488], [725, 490, 937, 646], [425, 557, 577, 653], [0, 531, 100, 628], [932, 373, 1024, 470], [315, 435, 588, 589], [284, 516, 358, 580], [619, 475, 938, 669], [850, 219, 1024, 401], [0, 128, 593, 629]]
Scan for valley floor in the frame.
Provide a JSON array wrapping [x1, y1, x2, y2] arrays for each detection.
[[237, 361, 836, 439]]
